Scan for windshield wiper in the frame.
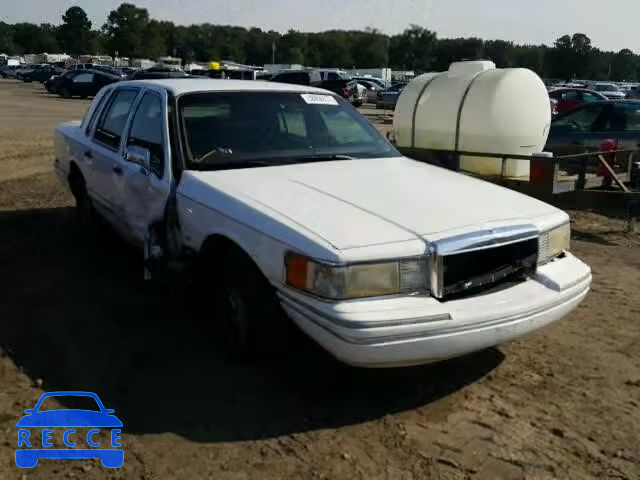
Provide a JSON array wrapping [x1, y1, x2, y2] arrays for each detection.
[[196, 159, 278, 170], [296, 154, 356, 163]]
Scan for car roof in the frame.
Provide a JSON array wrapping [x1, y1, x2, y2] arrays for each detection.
[[117, 78, 332, 96]]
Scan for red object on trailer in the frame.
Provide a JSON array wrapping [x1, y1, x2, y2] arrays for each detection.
[[596, 139, 619, 177]]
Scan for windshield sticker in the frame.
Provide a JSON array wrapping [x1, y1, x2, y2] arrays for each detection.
[[300, 94, 338, 105]]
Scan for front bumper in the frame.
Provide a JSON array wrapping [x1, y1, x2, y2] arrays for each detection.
[[279, 253, 591, 368]]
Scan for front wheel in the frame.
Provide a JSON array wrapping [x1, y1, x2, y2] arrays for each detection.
[[209, 248, 287, 357]]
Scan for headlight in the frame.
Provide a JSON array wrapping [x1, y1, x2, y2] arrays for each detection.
[[285, 253, 428, 300], [538, 223, 570, 265]]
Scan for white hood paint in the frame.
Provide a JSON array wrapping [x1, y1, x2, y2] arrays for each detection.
[[182, 157, 563, 250]]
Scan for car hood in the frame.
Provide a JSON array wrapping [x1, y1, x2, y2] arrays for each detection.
[[16, 410, 123, 427], [184, 157, 562, 250]]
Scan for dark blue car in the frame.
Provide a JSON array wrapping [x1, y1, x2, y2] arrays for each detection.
[[16, 391, 123, 468]]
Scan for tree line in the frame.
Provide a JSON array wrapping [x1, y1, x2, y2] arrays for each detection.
[[1, 3, 639, 81]]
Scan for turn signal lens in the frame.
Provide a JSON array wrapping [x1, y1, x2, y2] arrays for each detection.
[[538, 223, 570, 265]]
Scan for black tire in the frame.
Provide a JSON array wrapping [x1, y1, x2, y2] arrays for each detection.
[[69, 172, 96, 228], [207, 247, 287, 357], [60, 88, 71, 99]]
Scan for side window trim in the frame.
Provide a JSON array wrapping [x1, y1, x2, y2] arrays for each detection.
[[93, 87, 141, 152], [85, 90, 112, 136]]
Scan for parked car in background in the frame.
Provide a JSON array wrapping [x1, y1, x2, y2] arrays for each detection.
[[56, 69, 121, 99], [351, 76, 389, 90], [21, 65, 65, 83], [130, 68, 191, 80], [548, 88, 607, 115], [15, 64, 38, 80], [587, 82, 626, 99], [545, 100, 640, 167], [376, 82, 407, 110], [53, 78, 590, 368], [270, 69, 359, 104], [44, 70, 72, 94], [354, 83, 367, 107], [0, 65, 19, 78], [356, 79, 383, 103]]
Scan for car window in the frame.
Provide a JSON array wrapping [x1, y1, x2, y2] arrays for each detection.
[[552, 103, 607, 132], [73, 73, 94, 83], [583, 93, 600, 103], [126, 92, 165, 178], [606, 104, 640, 132], [94, 89, 139, 150], [560, 91, 581, 101]]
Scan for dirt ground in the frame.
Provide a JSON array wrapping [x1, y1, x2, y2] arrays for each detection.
[[0, 79, 639, 480]]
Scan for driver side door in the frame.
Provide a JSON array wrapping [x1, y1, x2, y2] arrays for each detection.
[[114, 89, 172, 245]]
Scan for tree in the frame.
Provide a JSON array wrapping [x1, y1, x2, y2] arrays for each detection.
[[430, 37, 484, 71], [389, 25, 436, 71], [11, 23, 59, 54], [0, 22, 15, 54], [57, 6, 94, 54], [483, 40, 514, 67], [143, 20, 167, 59], [352, 29, 389, 68], [612, 48, 636, 81], [279, 30, 307, 64], [102, 3, 151, 58]]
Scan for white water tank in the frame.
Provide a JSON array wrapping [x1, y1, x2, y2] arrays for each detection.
[[393, 61, 551, 177]]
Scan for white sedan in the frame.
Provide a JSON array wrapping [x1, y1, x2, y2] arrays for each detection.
[[54, 79, 591, 367]]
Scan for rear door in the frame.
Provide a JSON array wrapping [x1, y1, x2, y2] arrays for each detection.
[[90, 87, 141, 224], [70, 72, 95, 97], [114, 89, 172, 244]]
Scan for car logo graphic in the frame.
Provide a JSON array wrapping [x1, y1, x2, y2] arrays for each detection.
[[15, 391, 123, 468]]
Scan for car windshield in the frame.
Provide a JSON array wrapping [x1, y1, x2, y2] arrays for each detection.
[[179, 91, 398, 170]]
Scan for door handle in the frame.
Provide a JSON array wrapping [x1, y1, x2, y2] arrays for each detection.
[[113, 165, 123, 176]]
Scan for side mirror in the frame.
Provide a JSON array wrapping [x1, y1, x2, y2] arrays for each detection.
[[125, 145, 151, 170]]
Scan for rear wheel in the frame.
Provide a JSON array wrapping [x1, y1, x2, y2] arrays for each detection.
[[69, 171, 95, 228]]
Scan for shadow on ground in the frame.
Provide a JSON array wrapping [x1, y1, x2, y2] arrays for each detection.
[[0, 207, 503, 442]]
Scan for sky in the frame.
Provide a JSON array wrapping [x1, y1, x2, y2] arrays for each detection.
[[2, 0, 640, 53]]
